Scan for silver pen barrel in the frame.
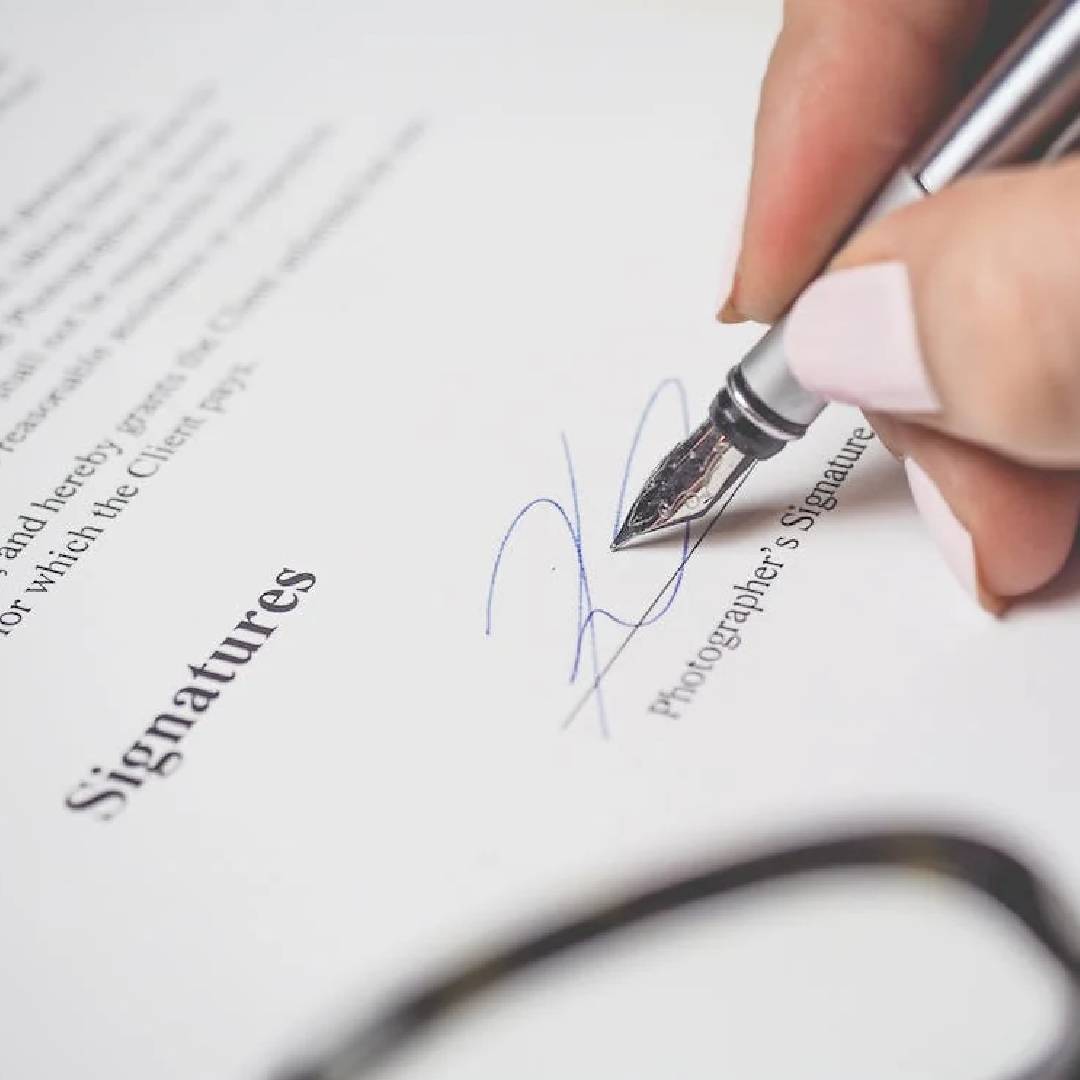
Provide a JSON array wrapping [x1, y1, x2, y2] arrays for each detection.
[[721, 0, 1080, 458], [914, 0, 1080, 192]]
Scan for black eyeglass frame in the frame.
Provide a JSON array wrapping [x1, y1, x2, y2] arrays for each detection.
[[278, 828, 1080, 1080]]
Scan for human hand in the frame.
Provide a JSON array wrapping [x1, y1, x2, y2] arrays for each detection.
[[722, 1, 1080, 612]]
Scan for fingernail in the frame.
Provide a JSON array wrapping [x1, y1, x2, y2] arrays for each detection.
[[717, 277, 747, 324], [716, 192, 747, 324], [785, 261, 940, 412], [863, 411, 905, 461], [904, 457, 1007, 616]]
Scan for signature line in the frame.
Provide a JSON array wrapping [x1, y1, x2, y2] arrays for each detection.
[[561, 462, 754, 728], [488, 379, 716, 737]]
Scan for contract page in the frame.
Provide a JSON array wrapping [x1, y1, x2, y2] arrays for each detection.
[[1, 3, 1078, 1078]]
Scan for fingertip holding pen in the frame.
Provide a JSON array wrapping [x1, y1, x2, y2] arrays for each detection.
[[784, 265, 1006, 615], [784, 262, 939, 414], [715, 179, 748, 325], [716, 278, 746, 325]]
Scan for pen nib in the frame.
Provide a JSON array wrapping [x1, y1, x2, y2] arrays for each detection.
[[612, 419, 754, 549]]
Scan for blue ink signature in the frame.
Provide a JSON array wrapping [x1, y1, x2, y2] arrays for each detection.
[[485, 379, 692, 736]]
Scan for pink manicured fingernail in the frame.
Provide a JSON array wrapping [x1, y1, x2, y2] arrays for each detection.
[[716, 189, 747, 322], [717, 211, 744, 304], [785, 261, 940, 412], [904, 457, 1001, 613]]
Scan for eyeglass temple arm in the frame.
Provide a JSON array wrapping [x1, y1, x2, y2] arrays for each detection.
[[275, 828, 1080, 1080]]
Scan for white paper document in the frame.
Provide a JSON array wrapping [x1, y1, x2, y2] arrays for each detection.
[[2, 3, 1079, 1077]]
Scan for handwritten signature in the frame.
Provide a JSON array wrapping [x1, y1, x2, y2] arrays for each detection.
[[485, 379, 693, 736]]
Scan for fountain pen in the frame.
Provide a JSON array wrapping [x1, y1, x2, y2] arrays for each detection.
[[614, 0, 1080, 550]]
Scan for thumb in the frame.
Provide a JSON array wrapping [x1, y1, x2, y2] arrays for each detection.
[[782, 160, 1080, 610], [783, 158, 1080, 468]]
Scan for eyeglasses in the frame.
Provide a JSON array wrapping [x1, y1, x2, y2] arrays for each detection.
[[277, 829, 1080, 1080]]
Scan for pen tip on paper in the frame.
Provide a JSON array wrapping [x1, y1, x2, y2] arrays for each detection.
[[611, 523, 634, 551], [612, 420, 756, 548]]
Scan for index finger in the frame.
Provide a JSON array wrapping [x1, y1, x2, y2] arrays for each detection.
[[722, 0, 986, 325]]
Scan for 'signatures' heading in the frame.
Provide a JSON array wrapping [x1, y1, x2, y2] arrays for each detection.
[[64, 566, 317, 821]]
